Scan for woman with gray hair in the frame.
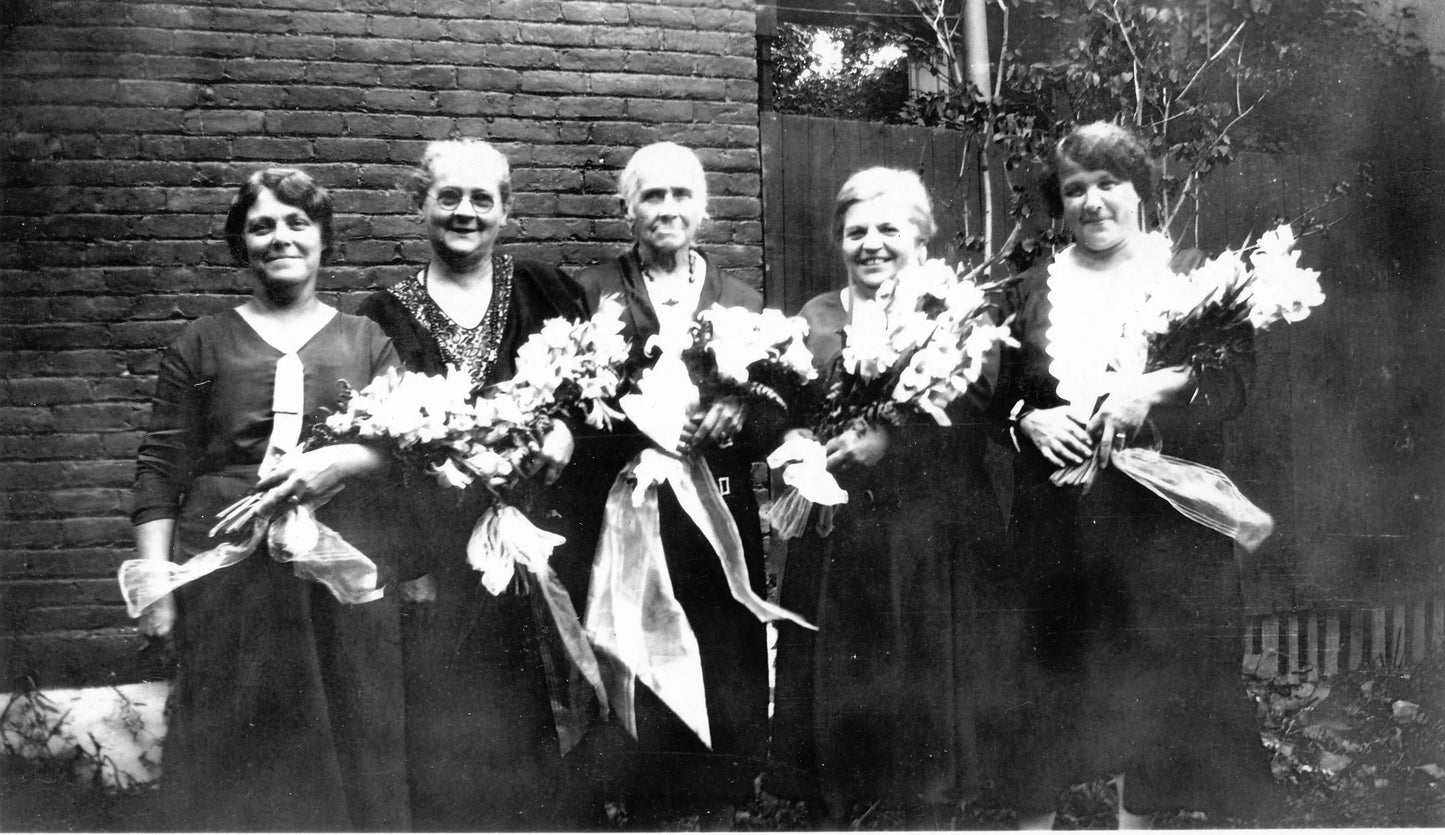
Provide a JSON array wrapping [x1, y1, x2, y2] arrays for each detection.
[[559, 141, 782, 824], [769, 166, 1005, 827], [358, 138, 588, 830]]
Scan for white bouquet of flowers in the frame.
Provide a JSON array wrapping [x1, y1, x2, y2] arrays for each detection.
[[1049, 223, 1324, 550], [767, 258, 1013, 539]]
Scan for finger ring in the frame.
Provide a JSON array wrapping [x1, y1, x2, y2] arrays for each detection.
[[719, 437, 735, 449]]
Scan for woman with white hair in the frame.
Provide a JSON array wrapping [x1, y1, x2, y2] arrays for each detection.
[[559, 141, 781, 823], [358, 138, 588, 830]]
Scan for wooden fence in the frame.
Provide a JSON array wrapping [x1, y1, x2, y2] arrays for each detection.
[[759, 111, 1445, 621], [1244, 594, 1445, 679]]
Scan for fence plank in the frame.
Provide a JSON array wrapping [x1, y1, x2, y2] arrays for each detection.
[[1412, 602, 1427, 662], [1324, 613, 1341, 677], [1306, 613, 1321, 680], [1262, 615, 1280, 679], [1372, 607, 1387, 666], [760, 112, 785, 309], [1349, 612, 1364, 671], [1393, 603, 1408, 666]]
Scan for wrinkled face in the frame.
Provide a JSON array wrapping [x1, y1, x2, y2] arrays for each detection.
[[627, 167, 705, 256], [244, 188, 323, 290], [1059, 158, 1142, 254], [424, 154, 509, 268], [840, 194, 925, 293]]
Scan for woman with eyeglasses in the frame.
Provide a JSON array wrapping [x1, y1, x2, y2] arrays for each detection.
[[358, 138, 588, 830]]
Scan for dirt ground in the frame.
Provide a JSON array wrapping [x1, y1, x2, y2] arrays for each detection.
[[4, 656, 1443, 832]]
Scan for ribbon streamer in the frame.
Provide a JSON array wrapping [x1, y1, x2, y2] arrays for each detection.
[[585, 449, 815, 749], [764, 436, 849, 540], [464, 503, 611, 755], [1110, 447, 1275, 552], [118, 500, 384, 618]]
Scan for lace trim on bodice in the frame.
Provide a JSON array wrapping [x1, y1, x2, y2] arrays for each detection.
[[1042, 234, 1173, 416], [388, 254, 514, 388]]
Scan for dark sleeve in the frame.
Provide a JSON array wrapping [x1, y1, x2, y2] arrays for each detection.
[[356, 289, 447, 375], [514, 259, 588, 322], [132, 325, 208, 525]]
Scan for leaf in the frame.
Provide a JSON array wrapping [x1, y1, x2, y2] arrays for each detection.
[[1319, 751, 1353, 774]]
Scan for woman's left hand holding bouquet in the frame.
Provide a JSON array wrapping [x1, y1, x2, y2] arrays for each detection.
[[252, 443, 388, 518], [1084, 365, 1194, 474], [678, 395, 747, 455]]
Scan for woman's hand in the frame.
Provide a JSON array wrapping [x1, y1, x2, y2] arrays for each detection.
[[536, 421, 575, 485], [1019, 406, 1094, 468], [139, 593, 176, 639], [400, 573, 437, 627], [1086, 366, 1194, 469], [824, 423, 889, 471], [254, 444, 386, 517], [679, 396, 748, 455]]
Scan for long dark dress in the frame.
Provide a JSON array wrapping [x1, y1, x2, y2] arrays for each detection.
[[357, 255, 589, 831], [559, 249, 774, 807], [132, 309, 408, 832], [768, 290, 1006, 821], [993, 250, 1280, 821]]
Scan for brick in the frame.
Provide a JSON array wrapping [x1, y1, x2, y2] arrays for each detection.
[[519, 71, 591, 95], [286, 10, 369, 36], [0, 432, 110, 460], [557, 48, 627, 73], [0, 549, 119, 580], [455, 67, 523, 93], [343, 113, 424, 138], [561, 2, 631, 25], [108, 321, 189, 349], [265, 110, 346, 136], [284, 84, 366, 110], [516, 22, 593, 47], [488, 45, 560, 70], [628, 99, 695, 123], [365, 15, 447, 41], [627, 5, 695, 28], [255, 34, 338, 60], [377, 65, 457, 90], [557, 96, 624, 120], [0, 407, 56, 433], [362, 88, 437, 113], [305, 61, 382, 86], [182, 109, 267, 135], [315, 137, 393, 162], [493, 0, 562, 22], [436, 90, 512, 116], [171, 29, 257, 58], [695, 8, 753, 31], [53, 403, 146, 432], [332, 37, 411, 64]]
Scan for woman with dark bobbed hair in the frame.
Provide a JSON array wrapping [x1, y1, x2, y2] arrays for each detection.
[[994, 122, 1279, 828], [132, 167, 409, 830], [357, 138, 589, 830]]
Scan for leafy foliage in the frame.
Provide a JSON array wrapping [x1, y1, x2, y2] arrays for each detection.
[[769, 0, 1437, 272], [769, 22, 912, 122]]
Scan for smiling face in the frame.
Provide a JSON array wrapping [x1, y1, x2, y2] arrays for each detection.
[[1058, 157, 1143, 254], [627, 166, 705, 258], [839, 194, 926, 295], [423, 152, 509, 270], [243, 188, 323, 292]]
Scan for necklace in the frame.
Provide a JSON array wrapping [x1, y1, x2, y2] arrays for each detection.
[[640, 249, 699, 307]]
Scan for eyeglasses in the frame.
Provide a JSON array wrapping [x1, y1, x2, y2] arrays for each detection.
[[433, 188, 497, 212]]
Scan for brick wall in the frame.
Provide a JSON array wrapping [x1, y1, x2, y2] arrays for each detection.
[[0, 0, 763, 686]]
